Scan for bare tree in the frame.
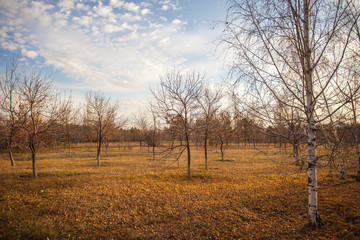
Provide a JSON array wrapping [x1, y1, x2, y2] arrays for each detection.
[[197, 82, 223, 169], [345, 1, 360, 180], [59, 97, 77, 156], [19, 70, 69, 178], [151, 69, 203, 179], [85, 91, 118, 167], [133, 111, 149, 151], [222, 0, 356, 226], [214, 111, 232, 161], [0, 58, 23, 166]]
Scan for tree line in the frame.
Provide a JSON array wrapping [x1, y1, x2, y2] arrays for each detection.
[[1, 62, 359, 181]]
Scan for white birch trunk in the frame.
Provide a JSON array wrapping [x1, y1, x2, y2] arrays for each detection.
[[304, 0, 321, 227]]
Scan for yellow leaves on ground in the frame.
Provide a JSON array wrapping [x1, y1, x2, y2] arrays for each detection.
[[0, 143, 359, 239]]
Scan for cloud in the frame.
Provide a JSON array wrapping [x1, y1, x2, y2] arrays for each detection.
[[161, 5, 169, 11], [123, 2, 140, 12], [110, 0, 124, 8], [57, 0, 74, 12], [0, 0, 224, 114], [172, 19, 182, 24], [73, 16, 91, 26], [141, 8, 150, 15], [94, 2, 114, 17], [21, 48, 38, 59], [103, 24, 123, 33]]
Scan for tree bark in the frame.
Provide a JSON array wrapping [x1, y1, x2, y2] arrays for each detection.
[[185, 133, 191, 179], [220, 139, 224, 161], [356, 144, 360, 181], [8, 132, 15, 167], [204, 130, 208, 170], [97, 137, 102, 167], [9, 149, 15, 167], [30, 141, 37, 178], [303, 0, 321, 227]]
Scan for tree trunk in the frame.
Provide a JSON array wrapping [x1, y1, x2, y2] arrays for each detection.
[[97, 138, 102, 167], [294, 145, 300, 166], [356, 144, 360, 181], [304, 0, 321, 227], [9, 149, 15, 167], [68, 135, 72, 156], [30, 141, 37, 178], [7, 132, 15, 166], [204, 130, 208, 170], [220, 140, 224, 161], [185, 133, 191, 179]]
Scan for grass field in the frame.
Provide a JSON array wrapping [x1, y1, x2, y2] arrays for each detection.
[[0, 143, 359, 239]]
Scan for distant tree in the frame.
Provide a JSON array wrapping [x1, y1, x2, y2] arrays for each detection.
[[149, 105, 158, 161], [344, 3, 360, 180], [19, 70, 69, 178], [214, 111, 232, 161], [85, 91, 118, 166], [151, 69, 202, 179], [197, 82, 222, 169], [59, 97, 76, 156], [133, 111, 149, 151]]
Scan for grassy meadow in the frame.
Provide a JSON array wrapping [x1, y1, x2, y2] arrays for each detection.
[[0, 143, 359, 239]]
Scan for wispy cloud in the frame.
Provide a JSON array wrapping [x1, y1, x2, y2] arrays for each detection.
[[0, 0, 225, 112]]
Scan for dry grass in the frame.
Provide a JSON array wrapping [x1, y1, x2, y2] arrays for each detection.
[[0, 143, 359, 239]]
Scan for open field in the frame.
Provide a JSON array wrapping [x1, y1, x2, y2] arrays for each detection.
[[0, 143, 359, 239]]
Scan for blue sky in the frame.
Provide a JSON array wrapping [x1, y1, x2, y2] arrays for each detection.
[[0, 0, 228, 113]]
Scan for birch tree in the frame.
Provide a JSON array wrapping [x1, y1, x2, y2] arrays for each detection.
[[222, 0, 356, 227]]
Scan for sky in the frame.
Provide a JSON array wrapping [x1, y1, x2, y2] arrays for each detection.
[[0, 0, 228, 114]]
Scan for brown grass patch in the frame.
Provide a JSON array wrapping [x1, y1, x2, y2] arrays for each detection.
[[0, 143, 359, 239]]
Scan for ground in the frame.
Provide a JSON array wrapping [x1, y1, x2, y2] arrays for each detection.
[[0, 143, 359, 239]]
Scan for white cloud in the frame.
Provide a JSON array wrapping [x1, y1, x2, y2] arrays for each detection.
[[94, 2, 113, 17], [57, 0, 75, 12], [21, 48, 38, 59], [76, 3, 90, 12], [161, 5, 169, 11], [110, 0, 124, 8], [120, 13, 141, 22], [123, 2, 140, 12], [103, 24, 123, 33], [0, 39, 18, 51], [172, 19, 181, 24], [73, 16, 91, 26], [0, 0, 224, 114], [141, 8, 150, 15]]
